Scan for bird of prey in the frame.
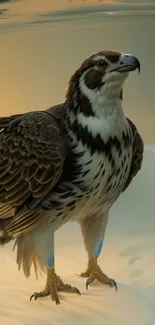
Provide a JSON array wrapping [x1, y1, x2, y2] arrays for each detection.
[[0, 50, 143, 304]]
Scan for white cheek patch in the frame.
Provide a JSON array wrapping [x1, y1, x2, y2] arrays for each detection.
[[102, 72, 127, 83], [78, 67, 128, 142], [79, 70, 123, 109]]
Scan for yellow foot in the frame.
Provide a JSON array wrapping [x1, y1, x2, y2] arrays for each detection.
[[82, 257, 117, 291], [30, 269, 81, 305], [56, 276, 81, 295], [80, 257, 97, 278], [80, 268, 91, 278]]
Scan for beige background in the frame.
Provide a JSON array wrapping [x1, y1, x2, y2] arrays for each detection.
[[0, 0, 155, 143]]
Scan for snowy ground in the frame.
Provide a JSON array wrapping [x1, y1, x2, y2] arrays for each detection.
[[0, 146, 155, 325]]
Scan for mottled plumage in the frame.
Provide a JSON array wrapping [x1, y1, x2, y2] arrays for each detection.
[[0, 50, 143, 304]]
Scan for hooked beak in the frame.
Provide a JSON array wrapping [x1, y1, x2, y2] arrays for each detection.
[[110, 54, 140, 73]]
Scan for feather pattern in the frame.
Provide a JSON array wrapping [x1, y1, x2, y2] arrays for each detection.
[[0, 51, 144, 280], [122, 118, 144, 191], [0, 109, 68, 236]]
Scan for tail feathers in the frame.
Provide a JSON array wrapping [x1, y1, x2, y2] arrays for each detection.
[[0, 213, 46, 277], [13, 234, 46, 278]]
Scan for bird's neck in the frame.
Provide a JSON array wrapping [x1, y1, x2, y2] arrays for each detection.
[[65, 86, 127, 148]]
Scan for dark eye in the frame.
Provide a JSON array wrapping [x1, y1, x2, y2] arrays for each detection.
[[96, 59, 107, 69]]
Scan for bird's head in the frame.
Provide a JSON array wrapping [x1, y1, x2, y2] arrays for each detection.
[[66, 50, 140, 106]]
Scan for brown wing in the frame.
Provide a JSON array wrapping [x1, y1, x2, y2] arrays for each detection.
[[122, 118, 144, 192], [0, 107, 67, 237]]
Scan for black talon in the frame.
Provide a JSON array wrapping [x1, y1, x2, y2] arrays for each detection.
[[30, 293, 37, 301], [56, 299, 60, 305], [86, 277, 95, 290], [74, 287, 81, 295], [113, 281, 117, 291], [30, 285, 81, 303], [109, 279, 117, 291]]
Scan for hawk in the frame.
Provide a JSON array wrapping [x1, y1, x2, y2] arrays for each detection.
[[0, 50, 143, 304]]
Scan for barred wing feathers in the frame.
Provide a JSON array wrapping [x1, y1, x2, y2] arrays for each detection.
[[0, 109, 67, 237]]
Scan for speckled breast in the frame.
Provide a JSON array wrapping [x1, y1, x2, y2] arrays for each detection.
[[75, 139, 133, 218]]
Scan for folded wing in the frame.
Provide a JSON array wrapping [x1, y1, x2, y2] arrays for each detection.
[[0, 108, 67, 237], [122, 118, 144, 192]]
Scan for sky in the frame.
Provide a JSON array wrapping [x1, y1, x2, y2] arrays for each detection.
[[0, 0, 155, 143]]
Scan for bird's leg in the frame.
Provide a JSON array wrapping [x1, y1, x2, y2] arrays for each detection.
[[30, 268, 81, 304], [30, 227, 80, 304], [30, 268, 58, 303], [85, 256, 117, 290], [80, 211, 107, 279], [80, 257, 97, 278], [79, 211, 117, 290]]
